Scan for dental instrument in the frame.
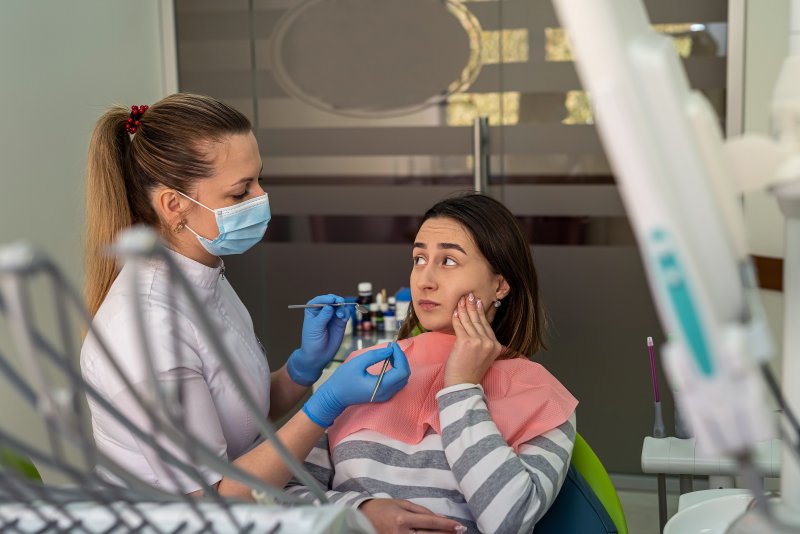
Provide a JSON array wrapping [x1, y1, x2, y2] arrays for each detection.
[[288, 302, 368, 314], [369, 336, 398, 403], [369, 355, 392, 403]]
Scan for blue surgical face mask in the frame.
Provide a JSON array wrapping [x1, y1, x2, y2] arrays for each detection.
[[178, 191, 271, 256]]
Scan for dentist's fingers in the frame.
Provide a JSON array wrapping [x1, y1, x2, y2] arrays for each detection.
[[335, 303, 350, 322], [352, 344, 395, 370], [304, 293, 338, 319], [374, 374, 409, 402], [331, 295, 349, 321], [327, 312, 348, 341], [308, 303, 335, 325], [371, 343, 410, 402], [306, 293, 338, 305], [384, 342, 410, 382]]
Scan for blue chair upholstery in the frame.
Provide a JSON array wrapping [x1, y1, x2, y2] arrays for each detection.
[[535, 464, 618, 533]]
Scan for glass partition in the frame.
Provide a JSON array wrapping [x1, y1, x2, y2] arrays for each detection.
[[175, 0, 729, 474]]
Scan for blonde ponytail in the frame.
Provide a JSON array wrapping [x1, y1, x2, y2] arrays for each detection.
[[83, 94, 252, 317], [85, 107, 133, 317]]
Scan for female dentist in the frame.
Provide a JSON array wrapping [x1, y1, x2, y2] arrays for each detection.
[[80, 93, 410, 502]]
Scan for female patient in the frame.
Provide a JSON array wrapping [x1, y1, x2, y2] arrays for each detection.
[[285, 193, 578, 533]]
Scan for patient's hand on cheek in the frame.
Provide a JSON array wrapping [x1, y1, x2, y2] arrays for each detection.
[[443, 293, 503, 387]]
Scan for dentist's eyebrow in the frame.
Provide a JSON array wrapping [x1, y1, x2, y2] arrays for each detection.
[[229, 178, 253, 187], [229, 164, 264, 188]]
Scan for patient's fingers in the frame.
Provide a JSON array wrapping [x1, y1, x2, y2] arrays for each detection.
[[476, 299, 499, 342], [463, 293, 489, 337], [451, 306, 467, 337], [456, 296, 480, 338], [398, 500, 465, 531], [398, 500, 438, 515], [403, 507, 465, 533], [359, 499, 464, 534], [406, 513, 465, 533]]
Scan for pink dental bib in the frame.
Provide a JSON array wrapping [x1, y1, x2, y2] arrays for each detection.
[[328, 332, 578, 452]]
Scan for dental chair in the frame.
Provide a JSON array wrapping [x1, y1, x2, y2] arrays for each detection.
[[536, 432, 628, 533], [0, 448, 41, 483], [403, 327, 627, 532]]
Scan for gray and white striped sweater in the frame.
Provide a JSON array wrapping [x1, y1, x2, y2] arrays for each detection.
[[286, 383, 577, 533]]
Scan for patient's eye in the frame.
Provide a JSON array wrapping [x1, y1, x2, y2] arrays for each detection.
[[443, 257, 457, 266], [413, 256, 427, 265]]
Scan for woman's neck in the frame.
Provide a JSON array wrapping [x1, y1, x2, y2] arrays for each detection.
[[168, 238, 221, 268]]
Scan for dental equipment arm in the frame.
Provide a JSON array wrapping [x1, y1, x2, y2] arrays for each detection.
[[552, 0, 800, 529], [723, 38, 800, 520], [551, 0, 774, 460], [0, 231, 377, 532]]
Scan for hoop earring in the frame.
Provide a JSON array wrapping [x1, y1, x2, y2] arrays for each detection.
[[173, 219, 187, 233], [494, 299, 502, 308]]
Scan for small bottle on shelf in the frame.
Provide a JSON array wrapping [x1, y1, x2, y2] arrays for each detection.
[[369, 302, 381, 333], [356, 282, 373, 333], [381, 301, 394, 333], [374, 301, 384, 333]]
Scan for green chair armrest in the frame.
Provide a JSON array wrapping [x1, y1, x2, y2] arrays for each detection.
[[0, 448, 42, 483], [571, 433, 628, 534]]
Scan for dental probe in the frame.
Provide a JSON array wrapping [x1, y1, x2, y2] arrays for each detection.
[[288, 302, 368, 314], [370, 336, 398, 402]]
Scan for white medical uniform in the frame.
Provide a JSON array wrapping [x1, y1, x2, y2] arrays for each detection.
[[81, 249, 270, 493]]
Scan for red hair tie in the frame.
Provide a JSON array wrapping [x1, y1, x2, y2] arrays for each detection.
[[125, 104, 149, 135]]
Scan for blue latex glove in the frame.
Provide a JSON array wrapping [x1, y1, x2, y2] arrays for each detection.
[[303, 342, 411, 428], [286, 294, 352, 386]]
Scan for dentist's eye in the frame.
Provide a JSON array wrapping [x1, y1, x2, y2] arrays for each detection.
[[232, 180, 253, 200], [413, 256, 427, 265], [443, 257, 457, 266]]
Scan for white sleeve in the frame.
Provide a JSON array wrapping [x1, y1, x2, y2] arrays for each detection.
[[86, 287, 231, 493], [103, 368, 228, 494], [86, 299, 207, 398]]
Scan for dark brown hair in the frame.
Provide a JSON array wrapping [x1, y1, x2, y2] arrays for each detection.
[[398, 192, 547, 358], [85, 93, 251, 316]]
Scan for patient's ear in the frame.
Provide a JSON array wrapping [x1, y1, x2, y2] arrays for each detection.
[[495, 277, 510, 300]]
